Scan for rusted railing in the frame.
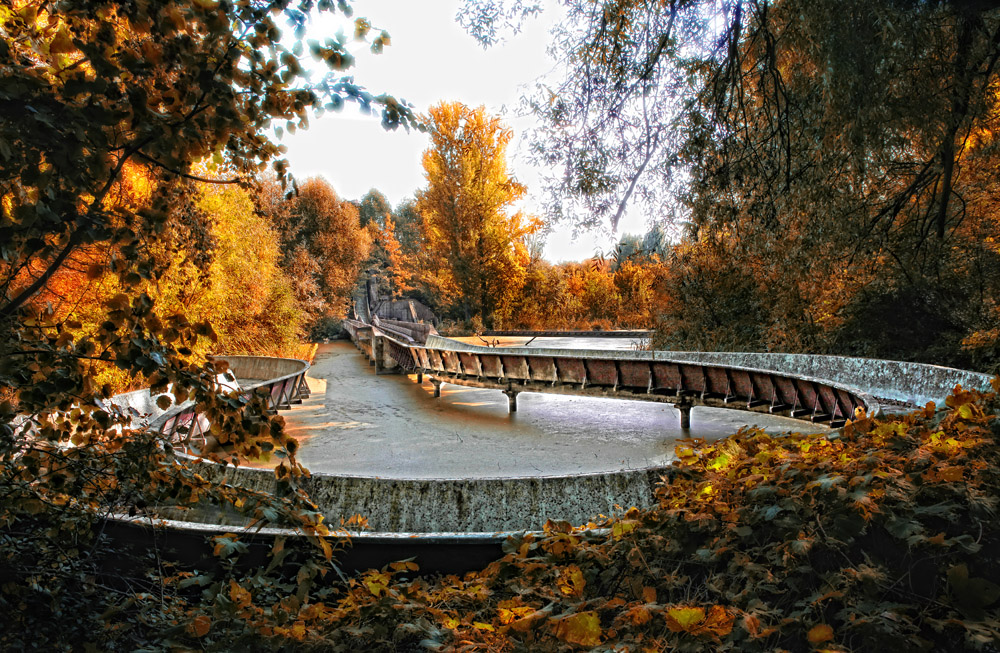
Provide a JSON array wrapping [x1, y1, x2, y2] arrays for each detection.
[[348, 327, 879, 428], [150, 356, 310, 454]]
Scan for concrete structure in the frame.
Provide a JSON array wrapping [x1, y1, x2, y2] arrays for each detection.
[[149, 355, 310, 454], [352, 326, 880, 429], [105, 309, 993, 573]]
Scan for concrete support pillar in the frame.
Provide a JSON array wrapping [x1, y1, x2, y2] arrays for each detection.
[[678, 403, 692, 430], [431, 379, 442, 398], [373, 335, 383, 374], [503, 388, 519, 413]]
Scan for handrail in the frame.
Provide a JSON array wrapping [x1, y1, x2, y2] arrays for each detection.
[[383, 334, 878, 427], [148, 355, 310, 454]]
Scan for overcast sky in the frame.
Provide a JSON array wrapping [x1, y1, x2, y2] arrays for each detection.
[[277, 0, 647, 262]]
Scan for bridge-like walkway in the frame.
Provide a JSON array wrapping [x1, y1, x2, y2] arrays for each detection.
[[345, 318, 879, 429]]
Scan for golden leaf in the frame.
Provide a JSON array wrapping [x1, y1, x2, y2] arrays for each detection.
[[552, 611, 602, 648], [807, 624, 834, 644], [229, 580, 251, 609], [558, 565, 586, 597], [499, 606, 535, 625], [665, 606, 706, 632], [191, 615, 211, 637]]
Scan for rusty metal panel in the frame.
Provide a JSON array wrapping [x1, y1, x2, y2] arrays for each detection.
[[679, 364, 706, 393], [704, 367, 730, 396], [817, 384, 840, 418], [651, 362, 681, 392], [459, 353, 482, 376], [428, 350, 446, 372], [554, 357, 586, 385], [729, 369, 753, 400], [527, 356, 557, 383], [773, 376, 799, 407], [479, 354, 503, 378], [618, 360, 651, 390], [794, 379, 819, 412], [585, 359, 618, 388], [500, 355, 530, 380], [836, 388, 858, 418], [750, 372, 774, 402], [442, 351, 462, 374], [419, 348, 434, 369]]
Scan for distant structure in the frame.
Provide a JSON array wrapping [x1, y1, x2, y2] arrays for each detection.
[[360, 274, 437, 326]]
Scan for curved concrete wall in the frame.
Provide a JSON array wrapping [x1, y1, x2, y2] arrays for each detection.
[[214, 355, 309, 384], [184, 457, 664, 533], [423, 336, 992, 409], [659, 352, 993, 407], [416, 335, 878, 424]]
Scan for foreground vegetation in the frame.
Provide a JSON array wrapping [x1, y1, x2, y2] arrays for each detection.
[[3, 386, 997, 651], [3, 0, 1000, 650]]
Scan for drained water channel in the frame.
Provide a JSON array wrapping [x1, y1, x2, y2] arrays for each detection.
[[157, 339, 822, 533], [283, 340, 825, 479]]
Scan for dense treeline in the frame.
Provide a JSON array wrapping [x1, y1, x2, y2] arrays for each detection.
[[4, 0, 1000, 649]]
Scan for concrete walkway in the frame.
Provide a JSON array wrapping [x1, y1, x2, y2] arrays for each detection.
[[277, 341, 825, 479]]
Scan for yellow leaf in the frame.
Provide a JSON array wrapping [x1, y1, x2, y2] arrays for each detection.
[[558, 565, 586, 597], [443, 617, 460, 629], [229, 580, 252, 609], [499, 607, 535, 625], [191, 615, 211, 637], [611, 520, 637, 540], [807, 624, 834, 644], [364, 571, 389, 597], [553, 611, 602, 648], [665, 606, 705, 632], [49, 26, 75, 54], [473, 622, 495, 631]]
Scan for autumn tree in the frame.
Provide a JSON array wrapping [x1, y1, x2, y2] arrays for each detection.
[[416, 102, 540, 327], [0, 0, 413, 646], [461, 0, 1000, 367], [279, 178, 371, 320]]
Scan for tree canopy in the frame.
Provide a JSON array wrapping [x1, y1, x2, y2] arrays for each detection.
[[416, 101, 540, 327], [0, 0, 415, 646]]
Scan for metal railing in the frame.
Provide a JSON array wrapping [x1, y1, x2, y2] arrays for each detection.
[[149, 356, 310, 454]]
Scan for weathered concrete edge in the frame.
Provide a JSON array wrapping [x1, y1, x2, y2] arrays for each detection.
[[177, 451, 673, 483], [172, 452, 671, 532], [102, 513, 533, 575], [483, 330, 653, 338], [110, 513, 523, 541], [425, 335, 990, 408], [660, 351, 993, 407], [419, 335, 880, 418]]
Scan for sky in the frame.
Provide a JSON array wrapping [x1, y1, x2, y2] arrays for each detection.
[[277, 0, 648, 263]]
